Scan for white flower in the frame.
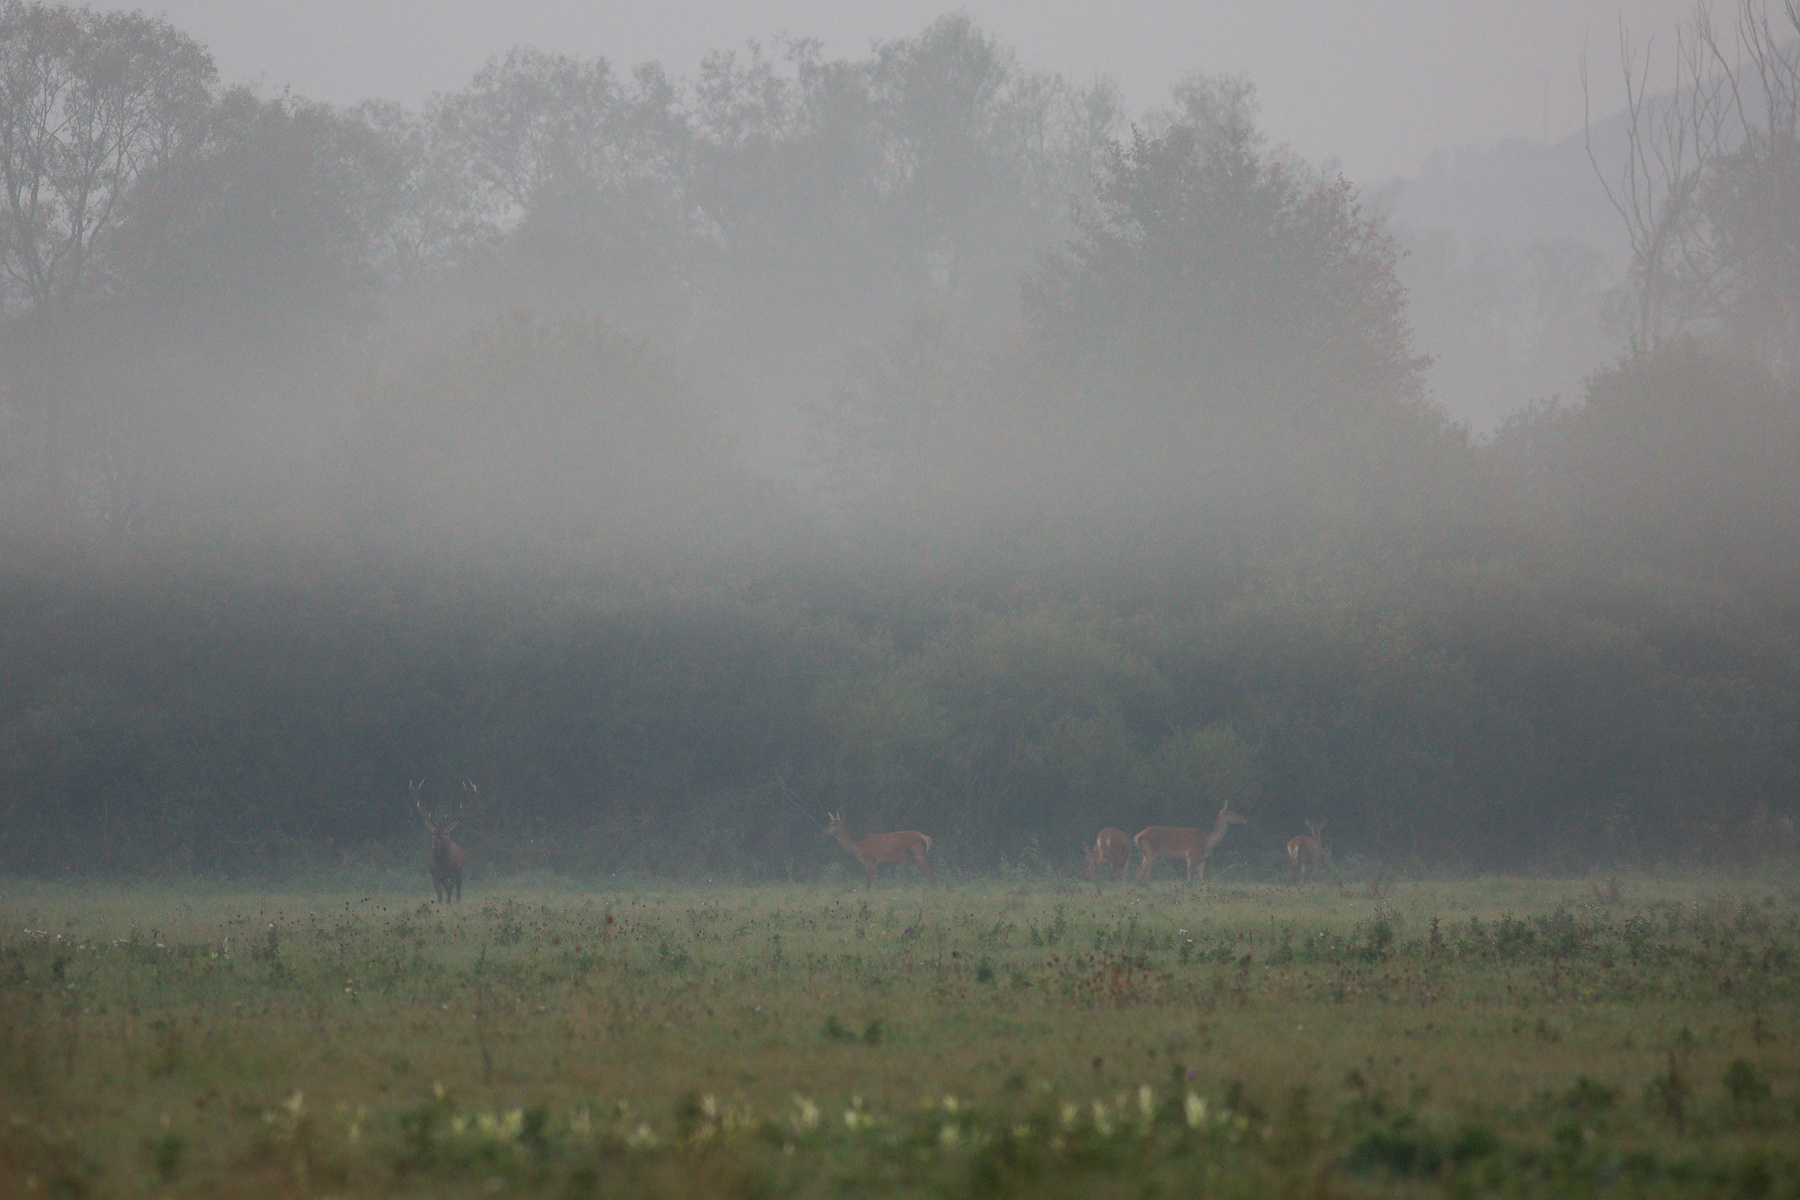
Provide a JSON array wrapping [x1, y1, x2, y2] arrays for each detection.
[[1184, 1092, 1208, 1128]]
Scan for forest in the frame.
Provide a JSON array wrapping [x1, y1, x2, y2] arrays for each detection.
[[3, 0, 1799, 878]]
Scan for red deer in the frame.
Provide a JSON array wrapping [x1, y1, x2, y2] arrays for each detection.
[[413, 779, 480, 903], [1286, 819, 1328, 881], [823, 811, 934, 891], [1084, 827, 1132, 881], [1135, 801, 1246, 883]]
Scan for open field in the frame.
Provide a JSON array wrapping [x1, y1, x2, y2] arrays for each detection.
[[3, 875, 1798, 1197]]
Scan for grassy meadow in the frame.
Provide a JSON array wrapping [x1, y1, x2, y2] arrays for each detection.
[[3, 873, 1798, 1198]]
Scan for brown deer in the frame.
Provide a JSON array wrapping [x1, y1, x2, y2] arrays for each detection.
[[1135, 801, 1247, 883], [1084, 827, 1132, 881], [1286, 819, 1328, 882], [413, 779, 480, 903], [823, 811, 934, 891]]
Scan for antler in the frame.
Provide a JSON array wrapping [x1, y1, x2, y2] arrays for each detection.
[[444, 780, 483, 832], [411, 778, 430, 824]]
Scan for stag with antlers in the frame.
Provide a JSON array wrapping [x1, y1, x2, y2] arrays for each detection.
[[412, 779, 481, 903]]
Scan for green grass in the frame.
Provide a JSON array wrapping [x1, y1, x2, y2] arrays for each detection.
[[4, 875, 1798, 1197]]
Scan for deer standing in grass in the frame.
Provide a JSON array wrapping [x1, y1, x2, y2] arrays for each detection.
[[1084, 827, 1132, 881], [823, 811, 934, 891], [413, 779, 480, 903], [1135, 801, 1246, 883], [1286, 819, 1328, 882]]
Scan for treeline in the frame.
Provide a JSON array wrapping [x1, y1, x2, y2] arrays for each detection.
[[3, 549, 1795, 876], [1, 3, 1798, 877]]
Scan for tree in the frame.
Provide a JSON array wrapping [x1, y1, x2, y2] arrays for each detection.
[[1492, 342, 1800, 589], [428, 45, 696, 334], [817, 76, 1456, 573], [1586, 0, 1800, 363], [0, 1, 213, 504]]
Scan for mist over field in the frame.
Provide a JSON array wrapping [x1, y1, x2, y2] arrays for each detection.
[[3, 0, 1799, 882]]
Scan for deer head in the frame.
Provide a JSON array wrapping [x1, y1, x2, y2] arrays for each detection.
[[413, 778, 481, 843], [822, 811, 846, 838]]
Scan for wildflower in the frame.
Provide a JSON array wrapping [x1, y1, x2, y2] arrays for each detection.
[[1060, 1102, 1081, 1130], [569, 1108, 594, 1140], [1184, 1092, 1208, 1128], [625, 1123, 658, 1150], [1092, 1101, 1113, 1137], [939, 1123, 962, 1148], [790, 1096, 821, 1133], [1138, 1085, 1155, 1119], [473, 1110, 523, 1142]]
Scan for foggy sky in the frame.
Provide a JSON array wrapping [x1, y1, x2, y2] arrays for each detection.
[[114, 0, 1702, 181]]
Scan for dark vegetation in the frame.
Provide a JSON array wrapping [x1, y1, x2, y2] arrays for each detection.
[[3, 2, 1799, 877]]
